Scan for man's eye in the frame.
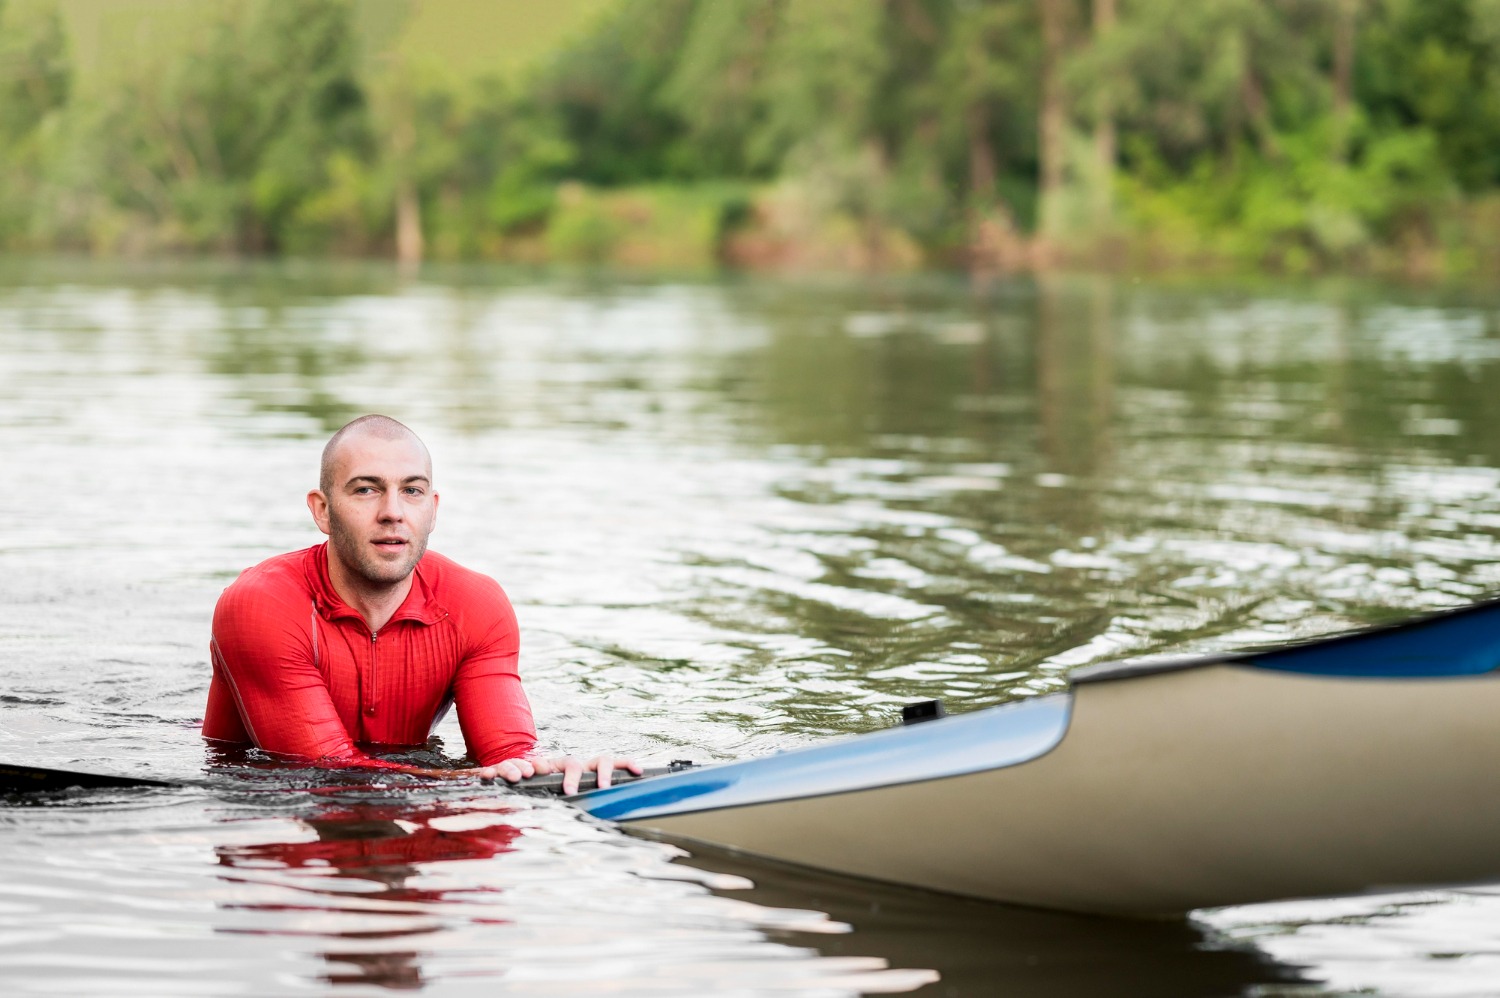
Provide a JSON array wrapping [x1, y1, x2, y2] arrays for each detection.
[[403, 487, 424, 496]]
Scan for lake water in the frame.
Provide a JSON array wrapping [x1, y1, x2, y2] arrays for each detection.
[[2, 259, 1499, 996]]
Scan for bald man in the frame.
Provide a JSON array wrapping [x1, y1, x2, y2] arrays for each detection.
[[202, 415, 638, 792]]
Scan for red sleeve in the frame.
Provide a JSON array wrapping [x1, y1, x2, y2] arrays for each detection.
[[453, 582, 537, 766], [207, 577, 393, 769]]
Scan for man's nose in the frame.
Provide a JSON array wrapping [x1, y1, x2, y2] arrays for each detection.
[[378, 491, 404, 521]]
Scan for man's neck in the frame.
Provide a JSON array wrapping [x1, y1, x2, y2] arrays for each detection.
[[325, 549, 414, 634]]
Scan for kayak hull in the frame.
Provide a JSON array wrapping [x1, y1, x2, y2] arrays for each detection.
[[623, 666, 1500, 916]]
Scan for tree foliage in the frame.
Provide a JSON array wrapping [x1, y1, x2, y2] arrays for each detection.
[[0, 0, 70, 243], [2, 0, 1500, 275]]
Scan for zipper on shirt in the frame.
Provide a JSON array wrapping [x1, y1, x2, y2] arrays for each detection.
[[364, 630, 378, 719]]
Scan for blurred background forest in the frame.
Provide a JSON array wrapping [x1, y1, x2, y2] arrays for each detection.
[[2, 0, 1500, 279]]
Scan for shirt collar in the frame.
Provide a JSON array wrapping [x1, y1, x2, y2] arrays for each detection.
[[304, 542, 449, 626]]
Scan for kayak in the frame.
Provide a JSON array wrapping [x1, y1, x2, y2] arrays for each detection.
[[570, 598, 1500, 917]]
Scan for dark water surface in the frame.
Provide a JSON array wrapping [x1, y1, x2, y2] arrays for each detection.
[[3, 259, 1500, 996]]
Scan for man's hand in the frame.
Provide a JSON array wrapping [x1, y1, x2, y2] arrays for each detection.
[[479, 754, 642, 794]]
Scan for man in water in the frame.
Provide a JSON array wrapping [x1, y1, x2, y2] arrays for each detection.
[[202, 414, 638, 793]]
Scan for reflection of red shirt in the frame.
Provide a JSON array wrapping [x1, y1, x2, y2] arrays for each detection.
[[202, 543, 536, 767], [216, 801, 525, 873]]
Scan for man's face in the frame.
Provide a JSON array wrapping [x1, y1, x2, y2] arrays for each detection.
[[309, 432, 439, 589]]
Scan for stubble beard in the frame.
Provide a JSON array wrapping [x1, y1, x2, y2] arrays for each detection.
[[327, 505, 429, 588]]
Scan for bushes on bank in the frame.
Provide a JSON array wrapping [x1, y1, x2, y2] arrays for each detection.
[[3, 0, 1500, 279]]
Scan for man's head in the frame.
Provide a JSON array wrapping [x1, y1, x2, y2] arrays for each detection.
[[308, 415, 438, 591]]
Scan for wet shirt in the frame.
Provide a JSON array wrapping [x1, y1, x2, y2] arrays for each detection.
[[202, 543, 536, 767]]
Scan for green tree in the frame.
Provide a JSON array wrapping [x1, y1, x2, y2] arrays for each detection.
[[0, 0, 71, 245], [531, 0, 695, 185], [1359, 0, 1500, 190], [658, 0, 780, 177], [79, 0, 371, 253], [932, 0, 1036, 234], [1073, 0, 1322, 171]]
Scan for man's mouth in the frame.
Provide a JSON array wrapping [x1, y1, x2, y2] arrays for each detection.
[[372, 538, 408, 548]]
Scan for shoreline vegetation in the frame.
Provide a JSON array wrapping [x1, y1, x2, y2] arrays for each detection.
[[3, 0, 1500, 282]]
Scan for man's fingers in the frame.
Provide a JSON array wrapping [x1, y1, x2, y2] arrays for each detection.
[[503, 754, 643, 793], [561, 756, 584, 796], [527, 755, 561, 776], [588, 755, 643, 790], [480, 760, 528, 783]]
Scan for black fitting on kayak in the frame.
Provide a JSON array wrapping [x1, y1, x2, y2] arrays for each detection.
[[667, 759, 695, 772], [901, 700, 946, 725]]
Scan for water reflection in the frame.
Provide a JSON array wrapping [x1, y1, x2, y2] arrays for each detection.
[[200, 789, 936, 994], [216, 798, 524, 990], [1036, 274, 1114, 485], [681, 849, 1310, 998]]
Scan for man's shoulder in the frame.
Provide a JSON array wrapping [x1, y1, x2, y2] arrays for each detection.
[[218, 547, 316, 607], [211, 546, 321, 646], [418, 550, 511, 612]]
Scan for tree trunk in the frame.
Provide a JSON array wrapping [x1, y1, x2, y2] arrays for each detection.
[[1239, 68, 1280, 160], [391, 95, 422, 270], [1038, 0, 1069, 241], [396, 178, 423, 271], [1332, 0, 1357, 159], [967, 103, 997, 203], [965, 101, 1009, 271], [1092, 0, 1117, 222]]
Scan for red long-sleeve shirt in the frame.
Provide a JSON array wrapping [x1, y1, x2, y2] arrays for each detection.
[[202, 543, 536, 767]]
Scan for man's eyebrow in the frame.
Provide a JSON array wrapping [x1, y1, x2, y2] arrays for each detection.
[[342, 474, 430, 487]]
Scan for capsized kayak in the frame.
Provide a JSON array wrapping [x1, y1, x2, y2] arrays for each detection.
[[570, 598, 1500, 917]]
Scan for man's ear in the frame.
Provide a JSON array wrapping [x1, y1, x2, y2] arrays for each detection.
[[307, 490, 333, 536], [430, 491, 439, 532]]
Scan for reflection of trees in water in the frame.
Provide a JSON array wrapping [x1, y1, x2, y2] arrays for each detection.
[[1035, 274, 1114, 539], [749, 282, 1022, 456], [201, 284, 510, 434], [740, 275, 1500, 470], [215, 800, 523, 990], [682, 276, 1500, 723], [1036, 274, 1114, 480], [10, 260, 518, 434], [207, 320, 367, 431], [735, 274, 1500, 542]]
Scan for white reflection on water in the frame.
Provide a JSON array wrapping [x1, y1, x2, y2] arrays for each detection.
[[0, 789, 935, 996], [1201, 890, 1500, 998], [2, 265, 1500, 995]]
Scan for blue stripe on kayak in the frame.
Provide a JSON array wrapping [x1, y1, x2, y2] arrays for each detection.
[[1252, 600, 1500, 677], [575, 693, 1072, 823]]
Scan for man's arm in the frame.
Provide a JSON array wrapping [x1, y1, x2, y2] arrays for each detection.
[[451, 587, 538, 766], [452, 582, 640, 793], [208, 584, 390, 766]]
